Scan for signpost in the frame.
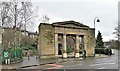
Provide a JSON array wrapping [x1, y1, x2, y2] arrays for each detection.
[[4, 51, 10, 64], [4, 52, 8, 58]]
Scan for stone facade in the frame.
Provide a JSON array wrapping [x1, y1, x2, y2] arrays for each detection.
[[38, 20, 95, 59]]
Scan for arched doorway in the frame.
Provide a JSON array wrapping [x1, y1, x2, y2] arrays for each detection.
[[66, 35, 76, 57], [58, 43, 62, 55]]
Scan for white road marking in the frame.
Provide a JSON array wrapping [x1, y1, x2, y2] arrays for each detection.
[[97, 67, 105, 69], [108, 63, 116, 64], [90, 63, 107, 66], [90, 62, 116, 66], [79, 58, 83, 59], [65, 64, 82, 67]]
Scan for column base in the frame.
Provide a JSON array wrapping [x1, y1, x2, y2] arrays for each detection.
[[75, 53, 80, 58], [63, 53, 67, 58]]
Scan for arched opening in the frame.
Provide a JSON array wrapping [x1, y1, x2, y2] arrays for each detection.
[[66, 35, 76, 57], [58, 43, 62, 55]]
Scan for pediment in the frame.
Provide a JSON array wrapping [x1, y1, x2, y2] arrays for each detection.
[[52, 20, 89, 28]]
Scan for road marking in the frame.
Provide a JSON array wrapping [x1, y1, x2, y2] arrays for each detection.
[[46, 67, 60, 69], [46, 64, 63, 70], [90, 62, 115, 66], [79, 58, 83, 59], [108, 63, 116, 64], [90, 63, 107, 66], [46, 63, 82, 69], [97, 67, 105, 69], [46, 64, 63, 67], [65, 64, 82, 67]]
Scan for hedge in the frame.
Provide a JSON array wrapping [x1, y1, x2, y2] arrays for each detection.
[[95, 48, 111, 55], [6, 47, 23, 62], [95, 48, 105, 54]]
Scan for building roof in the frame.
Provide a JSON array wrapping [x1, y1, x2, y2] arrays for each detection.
[[52, 20, 89, 28]]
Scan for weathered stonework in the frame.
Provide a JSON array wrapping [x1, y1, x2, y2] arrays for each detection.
[[38, 20, 95, 59]]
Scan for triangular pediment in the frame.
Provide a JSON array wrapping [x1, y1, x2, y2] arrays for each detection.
[[52, 20, 89, 28]]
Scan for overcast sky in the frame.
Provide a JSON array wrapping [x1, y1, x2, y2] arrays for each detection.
[[31, 0, 119, 41]]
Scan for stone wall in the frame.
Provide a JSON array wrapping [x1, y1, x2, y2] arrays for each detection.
[[85, 28, 95, 56], [38, 21, 95, 58], [38, 24, 55, 59]]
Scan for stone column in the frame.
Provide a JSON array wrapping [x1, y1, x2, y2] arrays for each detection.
[[63, 34, 67, 58], [75, 35, 80, 58], [84, 35, 87, 56], [55, 33, 58, 57]]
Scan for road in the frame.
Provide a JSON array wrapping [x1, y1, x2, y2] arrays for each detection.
[[22, 49, 119, 70]]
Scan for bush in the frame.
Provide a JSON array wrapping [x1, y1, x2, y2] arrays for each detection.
[[95, 48, 105, 54], [16, 47, 22, 58], [7, 47, 23, 62], [9, 48, 15, 58], [67, 47, 73, 53], [96, 46, 105, 48], [95, 48, 112, 55]]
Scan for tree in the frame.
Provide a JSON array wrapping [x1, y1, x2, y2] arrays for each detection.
[[40, 15, 50, 23], [0, 1, 38, 48], [0, 1, 38, 62], [113, 24, 120, 49], [109, 40, 119, 49], [96, 31, 104, 48], [113, 26, 120, 42], [0, 1, 38, 29]]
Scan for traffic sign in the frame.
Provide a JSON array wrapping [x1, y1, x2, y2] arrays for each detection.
[[4, 52, 8, 58]]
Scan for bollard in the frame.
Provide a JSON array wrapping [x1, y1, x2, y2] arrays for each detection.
[[5, 59, 7, 64], [8, 59, 10, 64]]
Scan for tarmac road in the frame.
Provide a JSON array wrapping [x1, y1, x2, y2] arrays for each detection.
[[22, 49, 119, 70]]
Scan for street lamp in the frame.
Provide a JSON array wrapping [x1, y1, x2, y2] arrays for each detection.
[[94, 17, 100, 29], [94, 17, 100, 57], [94, 17, 100, 38]]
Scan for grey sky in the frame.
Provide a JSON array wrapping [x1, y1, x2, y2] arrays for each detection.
[[31, 0, 119, 41]]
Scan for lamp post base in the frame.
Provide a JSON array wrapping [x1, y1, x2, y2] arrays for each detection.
[[75, 53, 80, 58], [63, 53, 67, 58]]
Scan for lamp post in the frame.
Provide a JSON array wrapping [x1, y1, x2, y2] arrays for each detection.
[[94, 17, 100, 37], [94, 17, 100, 57], [94, 17, 100, 29]]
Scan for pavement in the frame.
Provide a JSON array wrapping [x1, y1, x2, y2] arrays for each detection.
[[1, 54, 109, 69], [95, 54, 110, 59]]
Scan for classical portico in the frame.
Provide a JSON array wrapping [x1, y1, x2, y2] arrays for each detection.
[[38, 20, 95, 59]]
